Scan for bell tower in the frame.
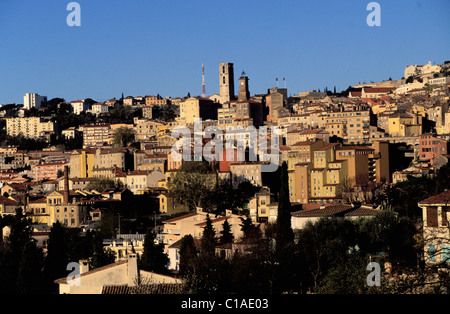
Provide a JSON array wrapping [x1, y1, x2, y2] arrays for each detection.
[[238, 71, 250, 101], [219, 62, 235, 103]]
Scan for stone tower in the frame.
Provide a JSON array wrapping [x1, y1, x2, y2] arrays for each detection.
[[238, 71, 250, 101], [219, 62, 235, 103]]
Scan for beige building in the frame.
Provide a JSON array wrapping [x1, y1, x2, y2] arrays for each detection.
[[387, 113, 422, 137], [163, 208, 250, 270], [248, 187, 278, 223], [6, 117, 55, 139], [125, 170, 165, 194], [230, 161, 264, 187], [179, 97, 218, 125], [418, 190, 450, 266], [134, 119, 165, 142], [326, 106, 372, 144], [55, 254, 182, 294], [80, 124, 111, 148]]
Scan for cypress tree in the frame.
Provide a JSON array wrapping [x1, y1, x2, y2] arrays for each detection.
[[139, 229, 169, 274], [219, 219, 234, 245], [179, 234, 197, 276], [200, 214, 216, 257], [276, 161, 294, 251]]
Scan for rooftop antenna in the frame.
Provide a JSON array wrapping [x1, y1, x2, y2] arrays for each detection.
[[283, 77, 286, 89], [276, 77, 278, 88], [202, 62, 206, 98]]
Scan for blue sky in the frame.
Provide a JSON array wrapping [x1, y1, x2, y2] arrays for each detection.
[[0, 0, 449, 104]]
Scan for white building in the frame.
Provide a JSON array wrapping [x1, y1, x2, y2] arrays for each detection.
[[71, 100, 90, 115], [54, 254, 182, 294], [24, 93, 47, 110], [91, 103, 109, 116]]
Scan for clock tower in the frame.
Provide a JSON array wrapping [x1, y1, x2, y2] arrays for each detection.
[[238, 71, 250, 101]]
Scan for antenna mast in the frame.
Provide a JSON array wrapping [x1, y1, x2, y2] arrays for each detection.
[[202, 63, 206, 98]]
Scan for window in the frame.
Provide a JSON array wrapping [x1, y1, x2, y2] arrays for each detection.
[[443, 245, 450, 264], [427, 207, 438, 227], [428, 244, 436, 261]]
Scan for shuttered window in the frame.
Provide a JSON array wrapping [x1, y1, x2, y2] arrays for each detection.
[[427, 207, 438, 227]]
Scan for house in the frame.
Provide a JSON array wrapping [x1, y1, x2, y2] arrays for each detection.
[[162, 208, 251, 269], [247, 186, 278, 223], [54, 254, 183, 294], [125, 170, 165, 194], [291, 203, 379, 230], [0, 195, 19, 217], [418, 191, 450, 266]]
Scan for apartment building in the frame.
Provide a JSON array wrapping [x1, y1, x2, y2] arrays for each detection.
[[125, 170, 165, 194], [71, 100, 90, 115], [93, 148, 132, 172], [31, 161, 68, 181], [387, 113, 422, 137], [134, 119, 165, 142], [309, 143, 348, 204], [142, 106, 155, 119], [289, 140, 389, 203], [287, 139, 325, 202], [326, 106, 373, 144], [145, 95, 168, 106], [24, 93, 47, 110], [80, 124, 111, 148], [91, 103, 109, 116], [230, 161, 264, 187], [419, 133, 449, 164], [179, 97, 218, 125], [69, 149, 96, 178], [6, 117, 55, 139]]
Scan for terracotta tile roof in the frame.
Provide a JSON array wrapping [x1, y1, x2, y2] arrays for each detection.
[[292, 204, 353, 217], [195, 216, 229, 227], [102, 283, 184, 294], [336, 146, 375, 151], [344, 206, 379, 216], [300, 129, 324, 135], [418, 190, 450, 205], [163, 213, 198, 223], [54, 260, 128, 284], [363, 87, 395, 93], [0, 196, 18, 206]]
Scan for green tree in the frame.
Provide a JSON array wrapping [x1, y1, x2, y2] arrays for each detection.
[[178, 234, 197, 277], [219, 219, 234, 245], [0, 208, 45, 294], [85, 177, 123, 192], [200, 214, 217, 257], [90, 231, 115, 269], [139, 229, 169, 273], [297, 217, 359, 290], [43, 221, 70, 293], [112, 127, 136, 148], [168, 161, 217, 211], [16, 240, 45, 294], [275, 161, 294, 252], [239, 215, 261, 243]]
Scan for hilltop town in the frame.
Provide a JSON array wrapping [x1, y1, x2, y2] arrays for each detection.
[[0, 60, 449, 295]]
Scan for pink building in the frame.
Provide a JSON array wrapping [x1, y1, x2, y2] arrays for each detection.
[[419, 133, 449, 164], [31, 162, 69, 181]]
